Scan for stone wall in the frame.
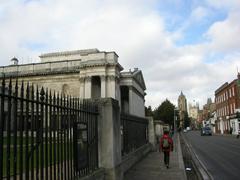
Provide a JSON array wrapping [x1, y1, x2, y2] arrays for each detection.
[[4, 73, 80, 97], [130, 89, 145, 117]]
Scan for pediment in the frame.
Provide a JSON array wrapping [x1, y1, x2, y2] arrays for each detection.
[[133, 71, 146, 90]]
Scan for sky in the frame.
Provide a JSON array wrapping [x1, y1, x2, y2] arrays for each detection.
[[0, 0, 240, 109]]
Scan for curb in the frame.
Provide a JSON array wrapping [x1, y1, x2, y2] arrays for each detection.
[[176, 133, 188, 180], [181, 134, 213, 180]]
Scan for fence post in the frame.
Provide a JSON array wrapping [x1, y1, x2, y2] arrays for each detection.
[[95, 98, 123, 180]]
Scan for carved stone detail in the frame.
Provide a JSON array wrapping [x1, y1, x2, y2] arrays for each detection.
[[85, 76, 92, 82], [107, 75, 117, 81], [100, 75, 106, 82], [79, 77, 85, 83]]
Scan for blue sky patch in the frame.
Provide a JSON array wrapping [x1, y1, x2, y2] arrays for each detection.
[[156, 0, 228, 45]]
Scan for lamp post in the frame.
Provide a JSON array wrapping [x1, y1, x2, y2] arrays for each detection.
[[174, 108, 178, 133]]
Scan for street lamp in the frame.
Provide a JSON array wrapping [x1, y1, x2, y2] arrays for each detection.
[[174, 108, 178, 133]]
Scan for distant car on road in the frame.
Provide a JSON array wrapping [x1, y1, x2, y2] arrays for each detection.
[[201, 127, 212, 136]]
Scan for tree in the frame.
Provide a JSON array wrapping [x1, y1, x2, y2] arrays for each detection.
[[183, 111, 190, 128], [153, 99, 175, 126]]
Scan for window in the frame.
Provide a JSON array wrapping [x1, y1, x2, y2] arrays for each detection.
[[232, 87, 235, 96], [91, 76, 101, 99], [229, 89, 232, 97]]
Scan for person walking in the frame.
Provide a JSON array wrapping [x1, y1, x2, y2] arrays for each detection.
[[160, 130, 173, 168]]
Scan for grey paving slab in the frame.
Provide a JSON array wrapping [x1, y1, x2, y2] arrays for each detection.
[[124, 133, 187, 180]]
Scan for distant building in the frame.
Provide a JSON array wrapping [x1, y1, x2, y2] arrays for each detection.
[[188, 101, 199, 120], [201, 98, 216, 130], [0, 49, 147, 117], [215, 73, 240, 134], [197, 110, 204, 125], [178, 91, 187, 128], [203, 98, 216, 122], [188, 101, 199, 129]]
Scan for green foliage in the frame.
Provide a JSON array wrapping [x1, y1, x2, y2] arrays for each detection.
[[153, 99, 175, 126], [183, 111, 190, 128]]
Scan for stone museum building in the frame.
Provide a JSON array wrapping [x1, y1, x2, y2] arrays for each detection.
[[0, 49, 146, 117]]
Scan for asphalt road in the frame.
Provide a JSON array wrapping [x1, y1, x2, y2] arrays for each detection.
[[183, 131, 240, 180]]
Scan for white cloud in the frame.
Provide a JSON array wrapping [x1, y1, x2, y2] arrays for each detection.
[[190, 6, 209, 21], [205, 12, 240, 53], [205, 0, 240, 10], [0, 0, 239, 110]]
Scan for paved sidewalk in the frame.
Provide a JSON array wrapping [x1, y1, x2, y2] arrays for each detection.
[[124, 133, 187, 180]]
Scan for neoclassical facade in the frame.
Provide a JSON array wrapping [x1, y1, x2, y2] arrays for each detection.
[[0, 49, 146, 117]]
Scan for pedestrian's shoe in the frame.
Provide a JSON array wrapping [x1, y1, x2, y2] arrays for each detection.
[[166, 164, 169, 169]]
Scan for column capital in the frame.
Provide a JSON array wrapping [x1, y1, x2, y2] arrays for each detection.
[[85, 76, 92, 82], [107, 75, 115, 81], [79, 77, 85, 83], [107, 75, 120, 82], [100, 75, 106, 81]]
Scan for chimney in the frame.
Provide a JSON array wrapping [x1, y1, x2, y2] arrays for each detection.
[[11, 57, 19, 65]]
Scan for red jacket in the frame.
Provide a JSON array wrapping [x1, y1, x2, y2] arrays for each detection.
[[160, 134, 173, 152]]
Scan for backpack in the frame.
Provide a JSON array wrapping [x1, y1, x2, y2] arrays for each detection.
[[162, 137, 170, 148]]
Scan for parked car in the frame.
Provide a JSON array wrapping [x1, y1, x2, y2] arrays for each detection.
[[201, 127, 212, 136]]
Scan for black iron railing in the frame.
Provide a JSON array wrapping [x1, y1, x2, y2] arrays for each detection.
[[0, 77, 98, 180], [121, 114, 148, 156]]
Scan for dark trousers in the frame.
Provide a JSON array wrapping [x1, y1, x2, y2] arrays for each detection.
[[164, 151, 170, 165]]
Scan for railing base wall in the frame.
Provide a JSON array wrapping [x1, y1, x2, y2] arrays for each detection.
[[121, 143, 151, 175], [78, 168, 105, 180]]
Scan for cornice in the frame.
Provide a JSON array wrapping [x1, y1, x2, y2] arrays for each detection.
[[39, 49, 100, 58]]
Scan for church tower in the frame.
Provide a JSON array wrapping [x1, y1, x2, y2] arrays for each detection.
[[178, 91, 187, 128]]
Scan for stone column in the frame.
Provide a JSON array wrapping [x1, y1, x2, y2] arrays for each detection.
[[96, 98, 123, 180], [79, 77, 85, 98], [115, 77, 121, 104], [128, 87, 133, 115], [84, 76, 92, 98], [107, 76, 116, 99], [100, 75, 106, 98]]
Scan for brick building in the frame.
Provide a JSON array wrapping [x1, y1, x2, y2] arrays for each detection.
[[215, 74, 240, 134]]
